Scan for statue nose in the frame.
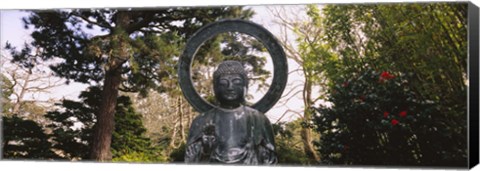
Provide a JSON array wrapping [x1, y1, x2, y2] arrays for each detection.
[[226, 83, 234, 90]]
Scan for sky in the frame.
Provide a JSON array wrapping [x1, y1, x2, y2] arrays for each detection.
[[1, 11, 90, 103], [0, 5, 313, 123]]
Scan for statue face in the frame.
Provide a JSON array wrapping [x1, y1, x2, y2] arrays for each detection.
[[214, 73, 246, 107]]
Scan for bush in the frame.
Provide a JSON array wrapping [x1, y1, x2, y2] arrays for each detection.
[[112, 150, 168, 163], [313, 69, 466, 167], [272, 121, 310, 165], [168, 143, 186, 163], [3, 115, 59, 159]]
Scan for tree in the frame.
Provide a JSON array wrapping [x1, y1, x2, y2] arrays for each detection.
[[12, 7, 255, 161], [272, 120, 310, 164], [311, 3, 467, 166], [111, 95, 165, 161], [46, 86, 164, 161], [3, 115, 59, 159], [0, 51, 61, 123], [1, 74, 14, 114], [1, 49, 61, 160], [270, 5, 338, 163], [45, 87, 97, 160], [313, 70, 467, 166], [321, 3, 467, 104]]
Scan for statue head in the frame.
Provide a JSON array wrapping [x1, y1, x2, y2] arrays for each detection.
[[213, 60, 248, 108]]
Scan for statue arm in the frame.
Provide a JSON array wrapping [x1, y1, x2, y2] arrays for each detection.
[[185, 113, 216, 163], [255, 113, 278, 164], [185, 115, 204, 163], [262, 117, 278, 164], [185, 138, 202, 163]]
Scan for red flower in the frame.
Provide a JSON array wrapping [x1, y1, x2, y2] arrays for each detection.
[[399, 111, 407, 117], [383, 111, 389, 118], [379, 71, 395, 82], [381, 71, 395, 79], [342, 81, 349, 87], [391, 119, 399, 126]]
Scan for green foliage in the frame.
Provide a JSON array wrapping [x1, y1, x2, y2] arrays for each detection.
[[111, 96, 167, 162], [321, 3, 467, 104], [285, 5, 339, 163], [46, 86, 165, 161], [168, 143, 186, 163], [45, 88, 98, 159], [3, 115, 59, 159], [313, 69, 466, 167], [11, 7, 257, 94], [112, 151, 168, 163], [2, 73, 59, 160], [309, 3, 468, 166], [1, 74, 13, 113], [272, 120, 310, 165], [297, 5, 340, 83]]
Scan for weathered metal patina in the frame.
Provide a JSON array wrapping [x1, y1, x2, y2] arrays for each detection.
[[178, 19, 287, 165]]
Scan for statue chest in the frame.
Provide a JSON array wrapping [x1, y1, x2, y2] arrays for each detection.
[[212, 110, 255, 149]]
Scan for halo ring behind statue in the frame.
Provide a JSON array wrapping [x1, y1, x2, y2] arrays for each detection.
[[178, 19, 288, 114]]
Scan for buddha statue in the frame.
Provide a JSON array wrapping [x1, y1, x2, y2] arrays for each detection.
[[185, 60, 277, 164]]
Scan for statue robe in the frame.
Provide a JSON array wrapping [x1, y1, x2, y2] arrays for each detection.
[[185, 105, 277, 164]]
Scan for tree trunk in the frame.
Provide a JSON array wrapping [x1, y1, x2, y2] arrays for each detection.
[[301, 73, 321, 163], [169, 122, 180, 148], [12, 69, 31, 114], [90, 69, 122, 161], [179, 97, 186, 142], [186, 104, 192, 131], [90, 11, 130, 161], [301, 126, 320, 163]]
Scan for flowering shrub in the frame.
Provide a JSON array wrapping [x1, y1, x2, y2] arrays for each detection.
[[313, 69, 466, 166]]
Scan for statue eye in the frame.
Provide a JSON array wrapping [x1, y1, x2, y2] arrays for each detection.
[[232, 78, 243, 85], [219, 79, 229, 86]]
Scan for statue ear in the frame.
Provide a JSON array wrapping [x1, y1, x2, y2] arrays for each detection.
[[243, 86, 248, 97]]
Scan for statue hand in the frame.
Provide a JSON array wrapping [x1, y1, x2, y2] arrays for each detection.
[[201, 124, 216, 151]]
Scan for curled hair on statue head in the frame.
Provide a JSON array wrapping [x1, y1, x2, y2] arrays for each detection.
[[213, 60, 249, 88], [213, 60, 249, 105]]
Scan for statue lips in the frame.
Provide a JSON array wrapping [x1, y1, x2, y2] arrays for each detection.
[[223, 91, 238, 101]]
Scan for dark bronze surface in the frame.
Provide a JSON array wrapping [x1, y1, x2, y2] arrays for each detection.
[[179, 19, 287, 165], [184, 61, 277, 164]]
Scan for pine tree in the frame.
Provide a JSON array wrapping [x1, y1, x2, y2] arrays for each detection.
[[3, 115, 59, 159], [46, 86, 165, 161], [9, 7, 257, 161]]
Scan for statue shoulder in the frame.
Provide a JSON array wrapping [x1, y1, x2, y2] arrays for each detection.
[[243, 106, 263, 115], [187, 109, 216, 144], [198, 108, 218, 117], [190, 110, 216, 127], [243, 106, 271, 122]]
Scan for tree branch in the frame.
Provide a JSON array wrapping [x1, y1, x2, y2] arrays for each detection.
[[72, 12, 113, 30]]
